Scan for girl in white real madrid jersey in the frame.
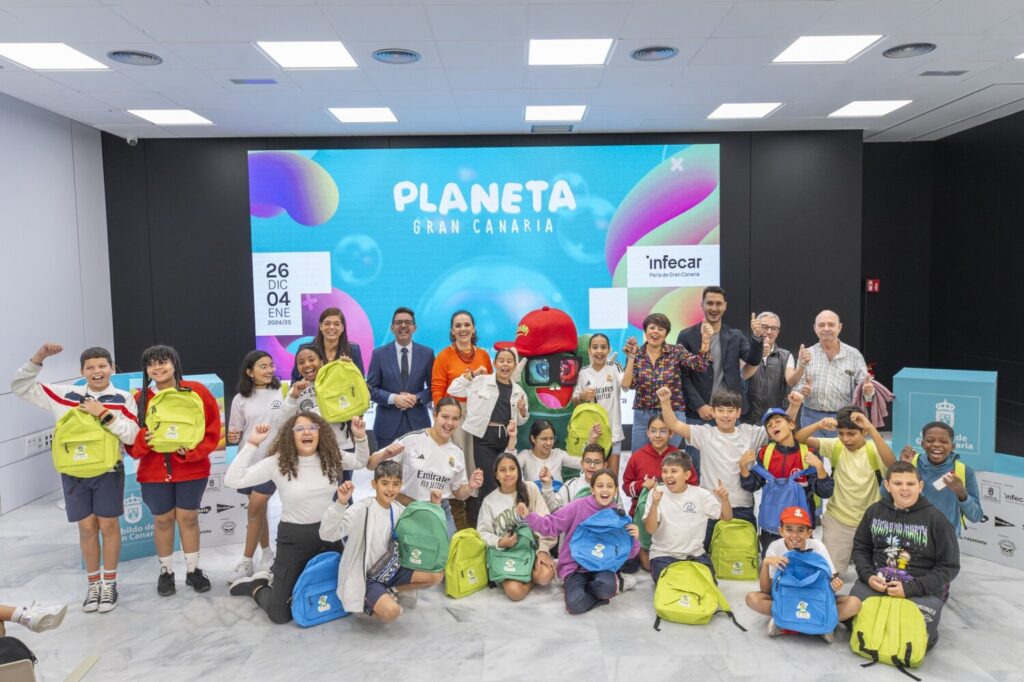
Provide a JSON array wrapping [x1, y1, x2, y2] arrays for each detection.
[[367, 397, 484, 537]]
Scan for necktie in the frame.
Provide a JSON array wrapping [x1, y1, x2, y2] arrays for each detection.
[[400, 347, 409, 384]]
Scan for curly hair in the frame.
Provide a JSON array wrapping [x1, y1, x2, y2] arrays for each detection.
[[269, 411, 344, 483]]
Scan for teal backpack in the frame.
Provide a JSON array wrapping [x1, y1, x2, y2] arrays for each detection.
[[565, 403, 613, 456], [51, 409, 121, 478], [710, 519, 759, 581], [314, 359, 370, 423], [395, 501, 449, 573], [632, 487, 653, 551], [486, 525, 537, 584]]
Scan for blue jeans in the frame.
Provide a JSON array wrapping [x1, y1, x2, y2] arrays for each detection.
[[800, 406, 838, 438], [631, 408, 686, 452]]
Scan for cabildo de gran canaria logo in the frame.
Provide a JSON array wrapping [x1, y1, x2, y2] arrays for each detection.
[[124, 493, 144, 524], [393, 179, 577, 236]]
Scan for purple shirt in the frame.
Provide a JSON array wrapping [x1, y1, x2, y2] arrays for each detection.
[[524, 496, 640, 580]]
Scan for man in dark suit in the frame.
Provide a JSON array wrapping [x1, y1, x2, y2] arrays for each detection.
[[367, 307, 435, 448], [676, 286, 764, 422]]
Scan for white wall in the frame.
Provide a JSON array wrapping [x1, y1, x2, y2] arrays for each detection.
[[0, 92, 113, 514]]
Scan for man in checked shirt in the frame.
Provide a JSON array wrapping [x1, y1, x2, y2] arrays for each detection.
[[795, 310, 871, 437]]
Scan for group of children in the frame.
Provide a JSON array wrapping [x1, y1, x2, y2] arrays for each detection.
[[9, 327, 983, 654]]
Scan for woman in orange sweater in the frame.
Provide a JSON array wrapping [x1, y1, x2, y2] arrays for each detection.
[[431, 310, 492, 527]]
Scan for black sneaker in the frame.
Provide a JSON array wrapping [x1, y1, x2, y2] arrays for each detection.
[[98, 581, 118, 613], [186, 568, 212, 593], [157, 570, 176, 597], [229, 574, 270, 597]]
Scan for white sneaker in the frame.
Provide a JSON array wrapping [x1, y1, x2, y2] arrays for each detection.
[[821, 630, 835, 644], [82, 582, 101, 613], [259, 548, 276, 572], [228, 558, 255, 583], [19, 603, 68, 633], [767, 618, 781, 637], [617, 573, 637, 594]]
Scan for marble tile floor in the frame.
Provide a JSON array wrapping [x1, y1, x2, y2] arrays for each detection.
[[2, 487, 1023, 682]]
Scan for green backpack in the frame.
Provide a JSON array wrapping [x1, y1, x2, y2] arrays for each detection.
[[51, 409, 121, 478], [146, 388, 206, 453], [565, 403, 613, 457], [632, 487, 653, 551], [486, 525, 537, 584], [445, 529, 488, 599], [710, 519, 759, 581], [850, 596, 929, 674], [653, 560, 746, 631], [396, 501, 450, 573], [314, 359, 370, 423]]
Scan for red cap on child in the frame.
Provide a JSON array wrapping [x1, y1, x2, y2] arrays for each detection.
[[779, 506, 811, 528]]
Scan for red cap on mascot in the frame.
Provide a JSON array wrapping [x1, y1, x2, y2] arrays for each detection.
[[495, 306, 578, 357]]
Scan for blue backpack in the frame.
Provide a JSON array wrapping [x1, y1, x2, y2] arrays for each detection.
[[770, 550, 838, 635], [569, 507, 633, 572], [290, 551, 350, 627], [751, 463, 815, 531]]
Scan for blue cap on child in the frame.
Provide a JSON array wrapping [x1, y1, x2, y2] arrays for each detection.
[[761, 407, 791, 426]]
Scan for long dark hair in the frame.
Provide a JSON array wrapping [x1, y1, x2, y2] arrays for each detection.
[[137, 344, 184, 427], [236, 350, 281, 398], [270, 412, 344, 483], [312, 307, 353, 361], [448, 309, 478, 345], [492, 452, 530, 508], [590, 468, 626, 516]]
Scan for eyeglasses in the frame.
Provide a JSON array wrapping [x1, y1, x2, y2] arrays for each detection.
[[582, 458, 606, 466], [292, 424, 320, 433]]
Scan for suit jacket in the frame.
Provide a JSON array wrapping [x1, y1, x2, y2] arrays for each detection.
[[366, 341, 434, 442], [676, 323, 763, 417]]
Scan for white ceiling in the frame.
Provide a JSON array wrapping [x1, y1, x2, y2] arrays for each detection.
[[1, 0, 1023, 142]]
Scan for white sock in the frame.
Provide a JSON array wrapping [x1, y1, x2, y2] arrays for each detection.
[[184, 552, 199, 573], [11, 607, 25, 623], [158, 555, 174, 574]]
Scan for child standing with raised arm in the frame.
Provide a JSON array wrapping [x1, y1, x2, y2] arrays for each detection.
[[573, 333, 625, 475]]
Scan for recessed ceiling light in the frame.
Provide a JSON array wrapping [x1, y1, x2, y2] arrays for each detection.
[[127, 109, 213, 125], [882, 42, 936, 59], [773, 35, 883, 63], [1017, 52, 1024, 60], [256, 41, 356, 69], [229, 78, 277, 85], [630, 46, 679, 62], [372, 48, 421, 65], [708, 102, 783, 119], [829, 100, 912, 117], [0, 43, 107, 70], [528, 39, 613, 66], [107, 50, 163, 66], [524, 105, 587, 122], [328, 107, 397, 123]]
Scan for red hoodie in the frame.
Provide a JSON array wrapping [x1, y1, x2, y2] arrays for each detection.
[[622, 443, 699, 515], [129, 380, 221, 483]]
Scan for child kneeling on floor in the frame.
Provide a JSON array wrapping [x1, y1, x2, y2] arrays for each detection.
[[320, 461, 444, 622], [519, 468, 640, 615], [745, 506, 861, 641]]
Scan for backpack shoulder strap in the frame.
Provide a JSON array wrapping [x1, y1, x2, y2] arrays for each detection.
[[797, 443, 810, 467], [828, 439, 844, 470], [865, 441, 882, 485], [761, 443, 776, 468]]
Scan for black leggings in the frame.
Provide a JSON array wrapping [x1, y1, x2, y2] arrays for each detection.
[[254, 521, 343, 624], [466, 424, 508, 527]]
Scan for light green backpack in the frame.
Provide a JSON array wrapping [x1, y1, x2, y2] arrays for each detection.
[[51, 409, 121, 478], [850, 596, 929, 674], [710, 519, 759, 581], [314, 359, 370, 423], [146, 388, 206, 453], [445, 529, 488, 599], [396, 501, 450, 573], [486, 525, 537, 584], [653, 560, 746, 631], [565, 403, 613, 457]]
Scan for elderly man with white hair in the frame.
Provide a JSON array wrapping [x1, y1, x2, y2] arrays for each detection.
[[740, 311, 810, 424], [795, 310, 870, 436]]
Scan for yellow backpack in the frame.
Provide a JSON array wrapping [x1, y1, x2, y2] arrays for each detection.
[[51, 409, 121, 478]]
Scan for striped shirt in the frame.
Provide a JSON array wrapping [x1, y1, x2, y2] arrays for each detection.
[[796, 342, 868, 412]]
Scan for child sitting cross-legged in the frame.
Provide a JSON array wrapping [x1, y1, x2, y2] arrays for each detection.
[[745, 506, 861, 642]]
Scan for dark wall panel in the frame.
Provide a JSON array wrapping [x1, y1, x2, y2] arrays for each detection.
[[749, 131, 864, 356]]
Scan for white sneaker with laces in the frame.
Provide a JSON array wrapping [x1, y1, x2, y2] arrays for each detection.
[[19, 603, 69, 633], [82, 582, 101, 613], [228, 558, 254, 584], [259, 548, 276, 572], [618, 573, 637, 594]]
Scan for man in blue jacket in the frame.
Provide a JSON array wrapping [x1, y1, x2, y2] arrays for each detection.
[[676, 286, 764, 422], [366, 307, 435, 448]]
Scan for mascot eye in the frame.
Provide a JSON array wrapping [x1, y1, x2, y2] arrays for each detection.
[[559, 358, 579, 384], [527, 359, 550, 385]]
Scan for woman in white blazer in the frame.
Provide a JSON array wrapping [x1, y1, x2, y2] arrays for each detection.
[[447, 348, 529, 504]]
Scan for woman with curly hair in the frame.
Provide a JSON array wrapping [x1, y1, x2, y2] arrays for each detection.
[[224, 411, 369, 624]]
